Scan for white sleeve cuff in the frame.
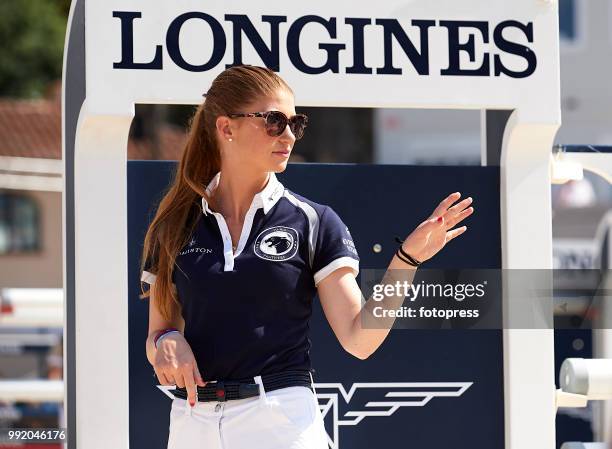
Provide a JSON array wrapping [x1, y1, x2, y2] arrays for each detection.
[[141, 270, 157, 285], [314, 256, 359, 287]]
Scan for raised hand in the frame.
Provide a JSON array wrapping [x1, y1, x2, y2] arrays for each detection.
[[398, 192, 474, 263]]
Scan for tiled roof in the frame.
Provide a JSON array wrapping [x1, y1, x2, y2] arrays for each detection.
[[0, 98, 61, 159], [0, 80, 187, 161]]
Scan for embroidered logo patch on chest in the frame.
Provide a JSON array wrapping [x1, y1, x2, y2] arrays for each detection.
[[253, 226, 299, 261]]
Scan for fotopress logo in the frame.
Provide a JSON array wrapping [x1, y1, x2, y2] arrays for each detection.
[[359, 268, 612, 330], [359, 268, 502, 329]]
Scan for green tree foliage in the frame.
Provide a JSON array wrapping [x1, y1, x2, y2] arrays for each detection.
[[0, 0, 68, 98]]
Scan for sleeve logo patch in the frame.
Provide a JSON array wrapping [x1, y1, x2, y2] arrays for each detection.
[[342, 238, 358, 256]]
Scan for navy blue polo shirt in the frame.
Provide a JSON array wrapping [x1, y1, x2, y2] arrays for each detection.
[[141, 171, 360, 381]]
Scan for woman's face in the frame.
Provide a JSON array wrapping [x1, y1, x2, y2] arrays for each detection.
[[217, 88, 298, 174]]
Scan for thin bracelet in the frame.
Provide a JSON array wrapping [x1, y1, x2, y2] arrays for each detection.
[[153, 327, 178, 346], [154, 328, 180, 349], [395, 248, 419, 267], [155, 330, 180, 349], [394, 236, 423, 267], [398, 246, 422, 266], [395, 249, 411, 265]]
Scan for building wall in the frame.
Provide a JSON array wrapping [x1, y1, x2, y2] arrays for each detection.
[[375, 1, 612, 164], [0, 190, 62, 288], [374, 109, 480, 165], [555, 1, 612, 145]]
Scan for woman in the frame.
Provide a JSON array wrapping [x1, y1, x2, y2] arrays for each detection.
[[139, 64, 474, 449]]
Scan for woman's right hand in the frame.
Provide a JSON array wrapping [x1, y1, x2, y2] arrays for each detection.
[[153, 332, 207, 406]]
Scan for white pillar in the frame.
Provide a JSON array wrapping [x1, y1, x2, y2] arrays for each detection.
[[501, 112, 560, 449]]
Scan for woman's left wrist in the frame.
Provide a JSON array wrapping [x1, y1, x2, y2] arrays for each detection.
[[401, 244, 422, 262], [397, 245, 423, 267], [394, 236, 424, 266]]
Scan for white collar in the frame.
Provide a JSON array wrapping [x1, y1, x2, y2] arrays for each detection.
[[201, 171, 284, 216]]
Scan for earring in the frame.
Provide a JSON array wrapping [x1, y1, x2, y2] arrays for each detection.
[[228, 138, 233, 142]]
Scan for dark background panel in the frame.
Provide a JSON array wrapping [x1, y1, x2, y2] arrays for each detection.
[[128, 162, 504, 449], [279, 164, 504, 449], [128, 161, 178, 449]]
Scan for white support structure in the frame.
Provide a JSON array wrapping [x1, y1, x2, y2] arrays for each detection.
[[0, 288, 64, 327], [63, 1, 561, 448], [0, 380, 64, 402], [555, 155, 612, 443], [560, 152, 612, 184], [501, 113, 559, 449]]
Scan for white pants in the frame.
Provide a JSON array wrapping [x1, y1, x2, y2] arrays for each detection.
[[167, 376, 328, 449]]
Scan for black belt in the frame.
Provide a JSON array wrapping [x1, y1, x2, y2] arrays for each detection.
[[172, 369, 313, 402]]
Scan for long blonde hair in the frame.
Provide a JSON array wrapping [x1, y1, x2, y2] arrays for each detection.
[[139, 65, 293, 322]]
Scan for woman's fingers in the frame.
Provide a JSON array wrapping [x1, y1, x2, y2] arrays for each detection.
[[446, 205, 475, 228], [182, 367, 198, 406], [446, 226, 468, 241], [193, 364, 207, 387], [431, 192, 461, 218], [166, 372, 177, 386], [173, 369, 186, 388], [447, 197, 473, 217], [154, 368, 171, 385], [153, 337, 205, 405]]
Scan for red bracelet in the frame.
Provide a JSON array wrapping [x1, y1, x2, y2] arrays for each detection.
[[154, 327, 180, 348]]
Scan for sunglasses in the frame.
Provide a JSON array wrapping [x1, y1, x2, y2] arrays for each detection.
[[227, 110, 308, 140]]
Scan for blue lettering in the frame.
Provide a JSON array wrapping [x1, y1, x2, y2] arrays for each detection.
[[225, 15, 287, 71], [375, 19, 434, 75], [439, 20, 490, 76], [493, 20, 537, 78], [113, 11, 163, 69], [166, 12, 226, 72], [287, 15, 346, 74]]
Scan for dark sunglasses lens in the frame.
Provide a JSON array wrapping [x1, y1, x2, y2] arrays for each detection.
[[290, 115, 307, 140], [265, 111, 287, 137]]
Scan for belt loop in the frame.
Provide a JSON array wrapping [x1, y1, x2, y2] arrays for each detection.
[[253, 375, 269, 405]]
